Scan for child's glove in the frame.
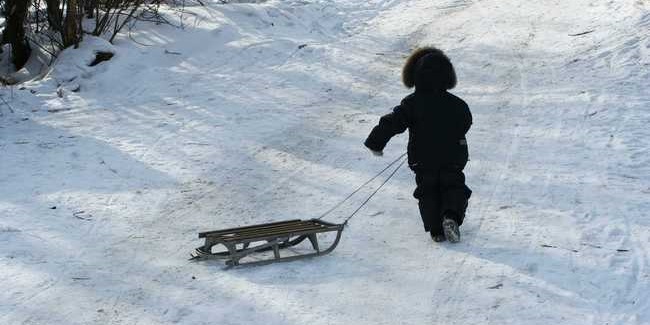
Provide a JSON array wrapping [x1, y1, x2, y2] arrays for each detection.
[[369, 149, 383, 157]]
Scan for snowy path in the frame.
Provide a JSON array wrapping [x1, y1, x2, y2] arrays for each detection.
[[1, 0, 649, 324]]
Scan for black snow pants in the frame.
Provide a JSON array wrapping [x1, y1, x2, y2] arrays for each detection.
[[413, 165, 472, 235]]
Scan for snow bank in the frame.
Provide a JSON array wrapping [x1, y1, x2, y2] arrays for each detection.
[[47, 36, 116, 93]]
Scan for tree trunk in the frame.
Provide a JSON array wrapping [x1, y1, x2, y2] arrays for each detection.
[[1, 0, 32, 69], [62, 0, 82, 48], [45, 0, 63, 33], [84, 0, 97, 18]]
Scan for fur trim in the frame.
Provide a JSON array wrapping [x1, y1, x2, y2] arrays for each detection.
[[402, 47, 457, 90]]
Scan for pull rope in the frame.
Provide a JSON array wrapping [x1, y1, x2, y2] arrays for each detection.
[[317, 152, 408, 225], [342, 156, 407, 225]]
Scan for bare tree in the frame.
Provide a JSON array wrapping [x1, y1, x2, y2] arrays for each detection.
[[0, 0, 174, 75], [84, 0, 97, 18], [93, 0, 144, 40], [1, 0, 32, 69], [44, 0, 63, 33], [62, 0, 82, 47]]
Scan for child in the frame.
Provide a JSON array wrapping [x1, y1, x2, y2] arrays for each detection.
[[364, 47, 472, 243]]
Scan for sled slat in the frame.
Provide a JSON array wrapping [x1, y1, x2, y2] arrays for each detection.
[[221, 225, 329, 242], [199, 219, 302, 238]]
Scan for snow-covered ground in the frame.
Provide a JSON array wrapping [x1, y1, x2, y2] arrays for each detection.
[[1, 0, 649, 324]]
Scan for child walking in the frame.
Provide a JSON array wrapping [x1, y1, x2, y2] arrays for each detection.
[[364, 47, 472, 243]]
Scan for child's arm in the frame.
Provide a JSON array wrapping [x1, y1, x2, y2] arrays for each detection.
[[364, 104, 410, 153], [463, 104, 473, 135]]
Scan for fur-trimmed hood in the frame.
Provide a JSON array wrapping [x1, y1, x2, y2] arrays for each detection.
[[402, 47, 457, 90]]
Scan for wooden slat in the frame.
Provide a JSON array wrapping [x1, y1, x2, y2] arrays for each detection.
[[215, 221, 321, 238], [221, 224, 326, 242], [200, 219, 343, 245], [223, 227, 332, 243], [199, 219, 301, 238], [204, 220, 319, 238]]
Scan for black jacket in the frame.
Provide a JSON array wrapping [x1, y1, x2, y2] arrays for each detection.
[[365, 90, 472, 171]]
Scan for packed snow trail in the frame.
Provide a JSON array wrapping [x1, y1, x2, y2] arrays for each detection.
[[1, 0, 649, 324]]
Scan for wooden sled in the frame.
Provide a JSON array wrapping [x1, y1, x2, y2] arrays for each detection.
[[191, 219, 344, 267]]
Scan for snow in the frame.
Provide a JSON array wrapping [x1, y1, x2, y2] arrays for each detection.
[[1, 0, 649, 324]]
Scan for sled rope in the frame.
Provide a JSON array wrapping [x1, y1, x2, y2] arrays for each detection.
[[342, 156, 407, 225], [317, 152, 408, 225]]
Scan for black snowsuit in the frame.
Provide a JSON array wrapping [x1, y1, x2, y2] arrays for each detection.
[[364, 89, 472, 235]]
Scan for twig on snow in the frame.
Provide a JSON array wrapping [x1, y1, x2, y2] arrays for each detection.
[[580, 243, 630, 252], [488, 283, 503, 289], [540, 244, 578, 253], [542, 243, 630, 253], [164, 49, 182, 55], [569, 30, 595, 37]]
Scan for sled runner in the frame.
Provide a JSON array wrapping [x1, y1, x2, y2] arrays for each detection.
[[191, 219, 344, 267]]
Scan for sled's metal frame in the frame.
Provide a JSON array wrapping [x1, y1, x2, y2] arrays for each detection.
[[191, 219, 344, 267]]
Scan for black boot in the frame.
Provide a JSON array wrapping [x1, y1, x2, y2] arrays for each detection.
[[430, 232, 446, 242], [442, 216, 460, 243]]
